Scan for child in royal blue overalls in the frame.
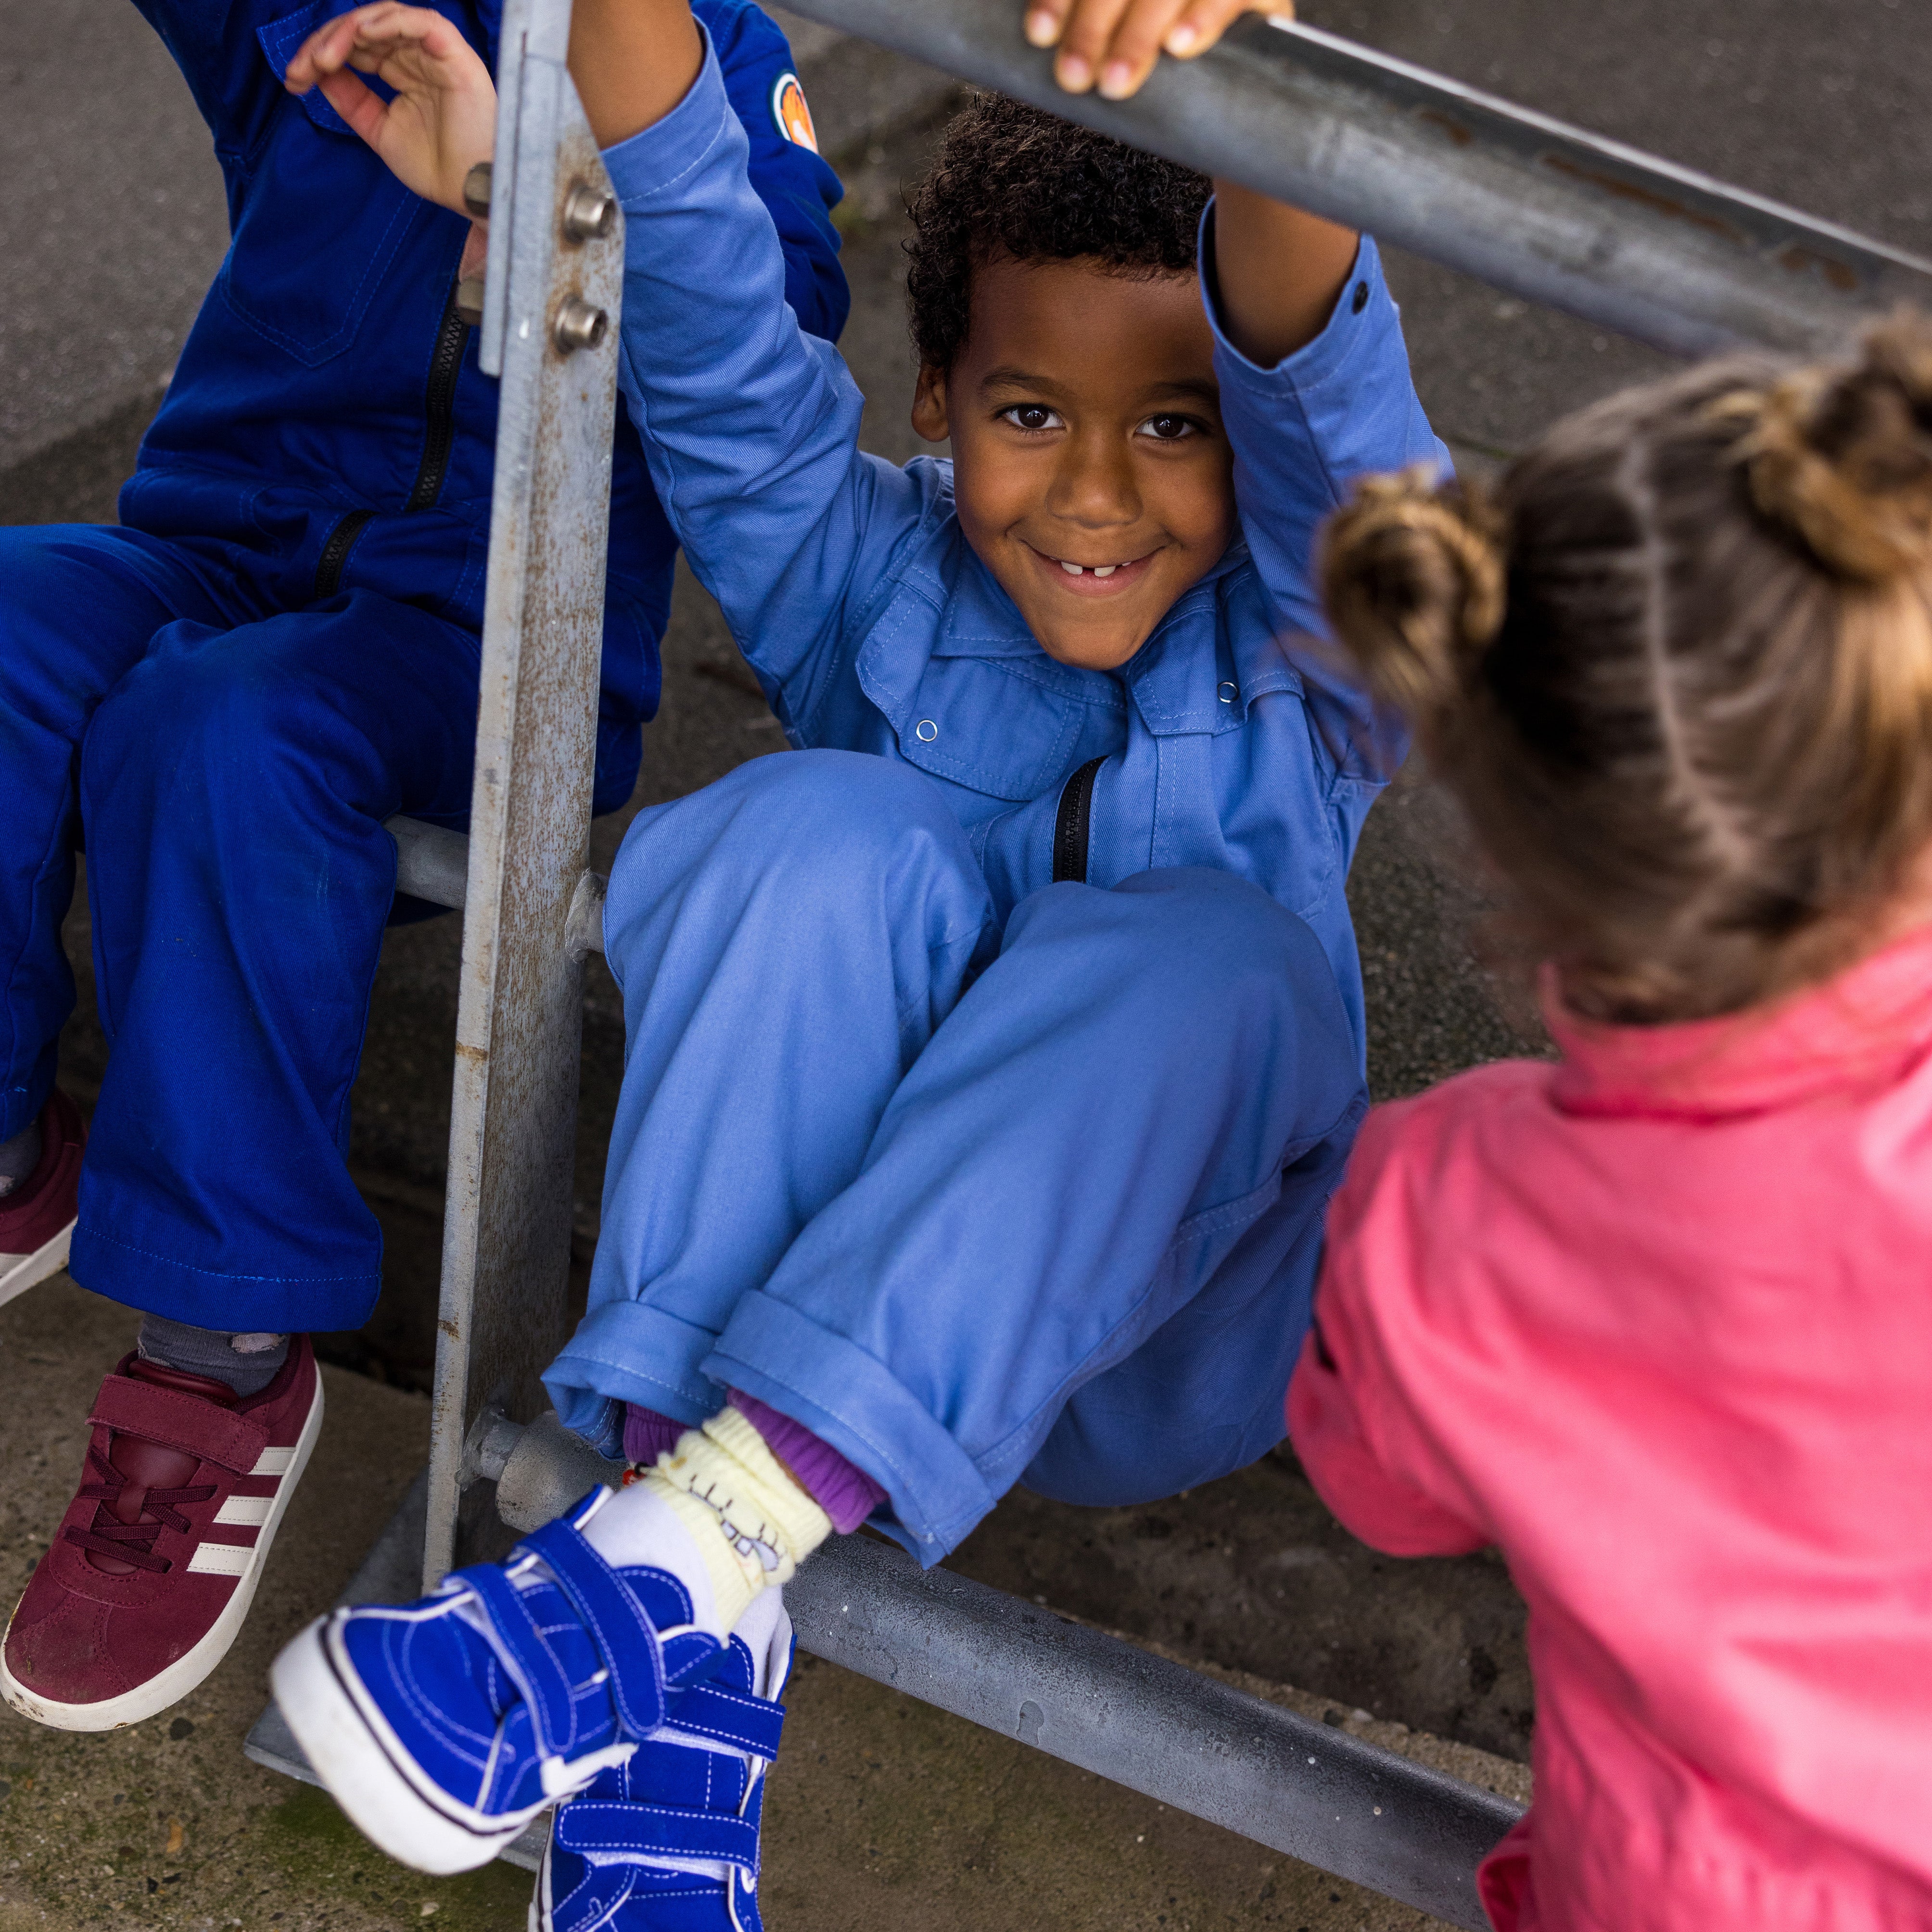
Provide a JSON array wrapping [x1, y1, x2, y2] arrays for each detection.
[[269, 0, 1449, 1922], [0, 0, 845, 1734]]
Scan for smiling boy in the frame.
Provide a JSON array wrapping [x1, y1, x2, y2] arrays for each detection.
[[271, 2, 1447, 1919]]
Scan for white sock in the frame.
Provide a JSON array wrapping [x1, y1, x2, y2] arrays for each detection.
[[580, 1406, 830, 1634]]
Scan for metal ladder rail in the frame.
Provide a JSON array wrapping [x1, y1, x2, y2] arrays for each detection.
[[247, 9, 1932, 1926], [417, 0, 625, 1593]]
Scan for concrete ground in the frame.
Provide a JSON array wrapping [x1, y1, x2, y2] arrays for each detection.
[[3, 1, 1926, 1925]]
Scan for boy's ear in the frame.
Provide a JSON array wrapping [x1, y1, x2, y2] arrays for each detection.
[[910, 365, 951, 444]]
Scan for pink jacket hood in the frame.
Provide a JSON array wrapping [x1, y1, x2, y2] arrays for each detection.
[[1290, 925, 1932, 1932]]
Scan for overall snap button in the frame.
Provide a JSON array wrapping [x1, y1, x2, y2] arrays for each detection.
[[1217, 681, 1238, 705], [914, 719, 939, 742]]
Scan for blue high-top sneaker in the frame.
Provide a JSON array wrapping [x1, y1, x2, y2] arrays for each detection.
[[271, 1490, 729, 1875], [534, 1588, 792, 1932]]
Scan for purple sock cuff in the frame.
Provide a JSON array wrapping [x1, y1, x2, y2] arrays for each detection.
[[729, 1391, 888, 1534], [622, 1403, 686, 1469], [623, 1397, 887, 1534]]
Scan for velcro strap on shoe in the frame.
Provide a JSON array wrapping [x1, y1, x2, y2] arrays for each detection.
[[87, 1375, 270, 1474], [552, 1798, 762, 1876], [456, 1563, 582, 1762], [661, 1679, 785, 1759], [547, 1856, 638, 1932], [518, 1511, 668, 1741]]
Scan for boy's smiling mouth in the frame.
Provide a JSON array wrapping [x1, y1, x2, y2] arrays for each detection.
[[1021, 540, 1159, 598]]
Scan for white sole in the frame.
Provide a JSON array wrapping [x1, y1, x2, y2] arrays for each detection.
[[0, 1369, 325, 1731], [0, 1218, 76, 1313], [271, 1619, 534, 1876]]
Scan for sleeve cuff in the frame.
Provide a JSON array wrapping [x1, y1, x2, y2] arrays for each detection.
[[1198, 200, 1392, 393], [600, 23, 734, 207]]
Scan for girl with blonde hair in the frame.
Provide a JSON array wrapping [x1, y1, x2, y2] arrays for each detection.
[[1294, 320, 1932, 1932]]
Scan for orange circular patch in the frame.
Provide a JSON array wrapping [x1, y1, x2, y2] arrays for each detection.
[[772, 71, 819, 154]]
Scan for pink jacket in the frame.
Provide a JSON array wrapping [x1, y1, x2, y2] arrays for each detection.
[[1288, 925, 1932, 1932]]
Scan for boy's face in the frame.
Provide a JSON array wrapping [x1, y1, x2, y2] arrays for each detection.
[[911, 256, 1235, 672]]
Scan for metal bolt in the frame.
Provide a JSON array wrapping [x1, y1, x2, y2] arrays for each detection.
[[454, 278, 486, 329], [552, 296, 609, 355], [463, 161, 493, 221], [561, 181, 617, 244]]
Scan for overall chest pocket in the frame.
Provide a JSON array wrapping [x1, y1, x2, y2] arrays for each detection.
[[222, 3, 429, 366], [885, 657, 1087, 803]]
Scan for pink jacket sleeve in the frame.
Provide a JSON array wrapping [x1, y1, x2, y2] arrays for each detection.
[[1286, 1107, 1490, 1558], [1287, 1325, 1487, 1556]]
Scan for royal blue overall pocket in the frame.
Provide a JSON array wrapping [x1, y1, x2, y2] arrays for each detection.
[[219, 2, 432, 367]]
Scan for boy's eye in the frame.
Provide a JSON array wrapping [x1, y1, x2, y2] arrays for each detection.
[[1000, 405, 1064, 432], [1137, 413, 1201, 442]]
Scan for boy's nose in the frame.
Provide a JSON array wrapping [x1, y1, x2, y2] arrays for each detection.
[[1045, 431, 1143, 530]]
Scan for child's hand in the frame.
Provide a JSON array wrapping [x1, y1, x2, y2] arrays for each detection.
[[286, 4, 497, 216], [1025, 0, 1288, 101]]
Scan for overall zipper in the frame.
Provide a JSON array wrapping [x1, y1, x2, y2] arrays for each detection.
[[313, 271, 474, 598], [313, 509, 373, 597], [403, 275, 474, 513], [1052, 756, 1107, 884]]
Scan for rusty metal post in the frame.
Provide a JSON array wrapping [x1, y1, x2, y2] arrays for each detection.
[[419, 0, 623, 1589]]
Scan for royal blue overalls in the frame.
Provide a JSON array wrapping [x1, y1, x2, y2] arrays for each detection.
[[0, 0, 846, 1331], [542, 38, 1451, 1557]]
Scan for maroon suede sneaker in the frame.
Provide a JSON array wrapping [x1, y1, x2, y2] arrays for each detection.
[[0, 1335, 324, 1730], [0, 1090, 86, 1310]]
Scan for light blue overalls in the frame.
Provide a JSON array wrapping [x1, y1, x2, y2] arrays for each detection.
[[545, 36, 1449, 1560]]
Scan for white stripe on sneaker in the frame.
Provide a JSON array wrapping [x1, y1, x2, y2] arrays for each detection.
[[186, 1543, 253, 1577], [0, 1218, 75, 1312], [213, 1495, 273, 1528], [250, 1447, 296, 1476]]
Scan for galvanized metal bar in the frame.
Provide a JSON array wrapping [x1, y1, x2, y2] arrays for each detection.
[[385, 814, 607, 955], [421, 0, 624, 1591], [473, 1414, 1522, 1928], [789, 1538, 1516, 1930], [781, 0, 1932, 356], [386, 815, 472, 915]]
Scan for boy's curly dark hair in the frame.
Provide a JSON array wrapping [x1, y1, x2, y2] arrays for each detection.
[[903, 93, 1212, 373]]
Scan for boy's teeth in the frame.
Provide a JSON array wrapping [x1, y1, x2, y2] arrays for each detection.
[[1058, 560, 1122, 577], [1092, 564, 1117, 578], [1060, 560, 1084, 575]]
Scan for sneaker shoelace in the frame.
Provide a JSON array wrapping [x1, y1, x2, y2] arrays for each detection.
[[62, 1443, 216, 1574]]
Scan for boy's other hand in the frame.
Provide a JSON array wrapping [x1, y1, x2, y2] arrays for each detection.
[[1025, 0, 1287, 101], [286, 4, 497, 216], [1026, 0, 1353, 364]]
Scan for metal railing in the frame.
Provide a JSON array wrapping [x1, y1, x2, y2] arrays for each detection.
[[248, 6, 1928, 1924], [785, 0, 1932, 357]]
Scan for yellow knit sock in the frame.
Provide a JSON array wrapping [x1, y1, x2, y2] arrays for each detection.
[[641, 1406, 832, 1630]]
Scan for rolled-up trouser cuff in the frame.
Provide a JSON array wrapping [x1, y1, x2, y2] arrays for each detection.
[[542, 1296, 730, 1440], [703, 1289, 995, 1562]]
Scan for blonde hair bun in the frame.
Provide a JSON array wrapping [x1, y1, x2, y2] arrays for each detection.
[[1722, 314, 1932, 585], [1319, 469, 1507, 726]]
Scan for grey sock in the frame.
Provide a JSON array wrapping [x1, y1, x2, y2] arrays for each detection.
[[137, 1315, 290, 1399], [0, 1121, 41, 1199]]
